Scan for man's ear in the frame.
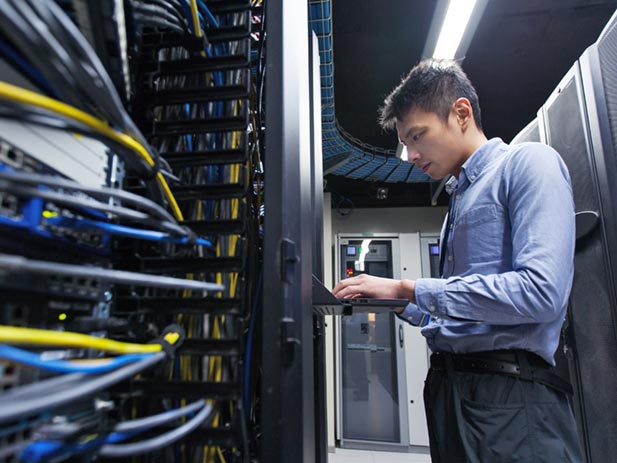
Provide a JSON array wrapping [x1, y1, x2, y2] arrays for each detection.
[[452, 97, 473, 130]]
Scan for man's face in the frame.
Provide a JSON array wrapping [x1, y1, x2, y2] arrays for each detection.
[[395, 106, 466, 179]]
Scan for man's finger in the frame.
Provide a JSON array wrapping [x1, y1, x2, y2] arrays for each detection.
[[336, 285, 364, 299], [333, 276, 361, 295]]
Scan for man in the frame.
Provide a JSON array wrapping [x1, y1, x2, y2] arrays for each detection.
[[333, 60, 582, 463]]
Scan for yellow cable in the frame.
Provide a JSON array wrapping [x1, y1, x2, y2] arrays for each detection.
[[190, 0, 207, 58], [189, 0, 202, 37], [216, 446, 228, 463], [0, 325, 162, 354], [0, 81, 184, 221]]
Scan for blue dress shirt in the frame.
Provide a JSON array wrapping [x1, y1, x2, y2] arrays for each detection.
[[398, 138, 575, 365]]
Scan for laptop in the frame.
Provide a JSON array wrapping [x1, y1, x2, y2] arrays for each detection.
[[312, 274, 409, 316]]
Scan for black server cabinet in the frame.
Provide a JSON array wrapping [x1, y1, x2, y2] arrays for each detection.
[[541, 32, 617, 462], [261, 1, 317, 463]]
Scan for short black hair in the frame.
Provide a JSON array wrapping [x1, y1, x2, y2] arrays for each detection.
[[378, 59, 483, 131]]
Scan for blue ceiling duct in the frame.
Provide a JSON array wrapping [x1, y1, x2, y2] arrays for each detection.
[[308, 0, 430, 183]]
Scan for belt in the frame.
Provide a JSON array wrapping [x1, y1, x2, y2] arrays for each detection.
[[430, 350, 573, 395]]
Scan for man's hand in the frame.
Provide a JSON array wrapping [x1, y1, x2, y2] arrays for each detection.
[[332, 274, 416, 304]]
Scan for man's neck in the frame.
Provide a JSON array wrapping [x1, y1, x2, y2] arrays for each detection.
[[452, 130, 488, 178], [465, 131, 489, 159]]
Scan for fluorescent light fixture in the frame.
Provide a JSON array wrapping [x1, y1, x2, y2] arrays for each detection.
[[432, 0, 478, 59]]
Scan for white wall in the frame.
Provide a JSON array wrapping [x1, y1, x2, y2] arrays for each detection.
[[322, 194, 446, 450], [331, 206, 445, 236]]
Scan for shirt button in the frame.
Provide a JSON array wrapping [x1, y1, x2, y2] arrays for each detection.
[[429, 305, 436, 313], [447, 255, 453, 261], [456, 194, 461, 200], [470, 175, 476, 180]]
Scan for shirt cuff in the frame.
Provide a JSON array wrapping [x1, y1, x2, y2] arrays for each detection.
[[414, 278, 447, 316], [396, 303, 430, 327]]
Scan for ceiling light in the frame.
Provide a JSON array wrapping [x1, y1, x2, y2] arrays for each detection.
[[433, 0, 478, 59]]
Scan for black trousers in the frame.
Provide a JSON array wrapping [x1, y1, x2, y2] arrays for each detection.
[[424, 352, 583, 463]]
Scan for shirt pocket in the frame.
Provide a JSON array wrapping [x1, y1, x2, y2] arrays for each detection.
[[455, 204, 506, 263]]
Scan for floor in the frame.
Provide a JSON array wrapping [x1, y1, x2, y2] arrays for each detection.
[[328, 448, 431, 463]]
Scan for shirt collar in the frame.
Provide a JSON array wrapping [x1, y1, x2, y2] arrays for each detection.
[[444, 176, 458, 195], [459, 138, 506, 186]]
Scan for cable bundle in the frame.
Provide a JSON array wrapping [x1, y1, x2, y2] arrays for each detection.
[[0, 1, 261, 462], [124, 2, 258, 462], [0, 0, 184, 216]]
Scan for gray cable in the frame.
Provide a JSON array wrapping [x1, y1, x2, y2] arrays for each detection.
[[0, 372, 85, 401], [1, 181, 148, 221], [41, 0, 173, 177], [100, 402, 215, 457], [0, 181, 186, 236], [0, 352, 166, 425], [114, 399, 206, 433], [0, 170, 179, 225], [0, 253, 226, 291]]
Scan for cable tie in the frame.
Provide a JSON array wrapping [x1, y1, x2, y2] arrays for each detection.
[[181, 226, 198, 245], [151, 324, 185, 358]]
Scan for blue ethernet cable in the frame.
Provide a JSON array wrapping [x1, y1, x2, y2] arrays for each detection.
[[0, 345, 154, 374], [184, 103, 194, 151], [20, 431, 133, 463], [45, 215, 213, 247], [197, 0, 219, 28]]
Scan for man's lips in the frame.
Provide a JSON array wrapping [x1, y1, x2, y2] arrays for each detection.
[[420, 162, 431, 173]]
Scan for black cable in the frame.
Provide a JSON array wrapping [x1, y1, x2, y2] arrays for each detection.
[[1, 0, 172, 181], [0, 352, 166, 425], [24, 0, 128, 129], [0, 253, 225, 292], [13, 0, 120, 125], [0, 4, 80, 106]]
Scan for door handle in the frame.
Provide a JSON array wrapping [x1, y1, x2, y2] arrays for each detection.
[[398, 324, 404, 348]]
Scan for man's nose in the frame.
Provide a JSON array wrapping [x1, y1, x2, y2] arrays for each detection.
[[406, 147, 421, 163]]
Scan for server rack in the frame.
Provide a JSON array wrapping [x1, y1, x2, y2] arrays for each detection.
[[514, 14, 617, 459], [0, 1, 327, 462]]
